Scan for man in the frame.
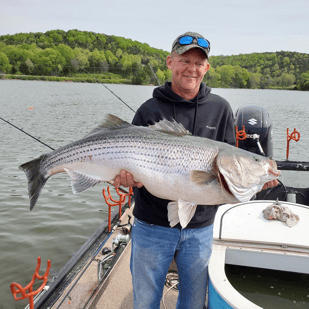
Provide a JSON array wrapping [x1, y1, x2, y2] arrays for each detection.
[[114, 32, 277, 309]]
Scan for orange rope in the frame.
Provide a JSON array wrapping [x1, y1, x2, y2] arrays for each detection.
[[286, 128, 300, 160], [10, 257, 51, 309]]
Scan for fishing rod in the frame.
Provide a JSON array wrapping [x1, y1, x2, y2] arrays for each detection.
[[148, 63, 161, 86], [82, 64, 161, 108], [1, 116, 131, 191], [1, 68, 139, 149], [1, 64, 162, 151], [0, 117, 55, 151], [0, 116, 130, 192], [82, 68, 136, 113], [1, 64, 161, 146]]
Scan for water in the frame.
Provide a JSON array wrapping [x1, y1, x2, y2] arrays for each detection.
[[225, 265, 309, 309], [1, 80, 309, 308]]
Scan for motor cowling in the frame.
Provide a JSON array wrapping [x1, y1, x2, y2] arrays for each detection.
[[234, 105, 273, 158]]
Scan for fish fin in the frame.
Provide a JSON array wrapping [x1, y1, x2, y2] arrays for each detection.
[[64, 168, 102, 193], [167, 201, 180, 227], [178, 199, 197, 228], [149, 119, 191, 136], [224, 182, 261, 203], [84, 114, 133, 138], [190, 170, 216, 185], [19, 155, 50, 211]]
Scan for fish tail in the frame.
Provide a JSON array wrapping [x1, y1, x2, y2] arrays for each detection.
[[19, 154, 49, 210]]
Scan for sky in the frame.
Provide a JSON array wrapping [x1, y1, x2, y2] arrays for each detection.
[[0, 0, 309, 56]]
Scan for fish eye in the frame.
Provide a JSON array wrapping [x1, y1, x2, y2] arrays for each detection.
[[254, 156, 260, 162]]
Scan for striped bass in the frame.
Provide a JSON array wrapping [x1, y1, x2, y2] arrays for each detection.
[[19, 114, 280, 228]]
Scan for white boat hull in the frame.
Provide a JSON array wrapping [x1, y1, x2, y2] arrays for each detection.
[[208, 200, 309, 309]]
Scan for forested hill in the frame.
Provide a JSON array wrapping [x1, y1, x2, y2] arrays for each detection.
[[208, 52, 309, 90], [0, 29, 308, 90]]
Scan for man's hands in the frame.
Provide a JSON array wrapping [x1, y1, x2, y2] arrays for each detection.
[[262, 179, 278, 190], [113, 170, 144, 189]]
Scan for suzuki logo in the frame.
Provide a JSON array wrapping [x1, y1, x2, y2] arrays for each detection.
[[248, 118, 258, 126]]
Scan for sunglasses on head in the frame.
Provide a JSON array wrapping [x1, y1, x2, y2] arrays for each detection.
[[174, 35, 210, 50]]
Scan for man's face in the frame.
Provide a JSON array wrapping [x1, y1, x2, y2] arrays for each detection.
[[166, 48, 210, 99]]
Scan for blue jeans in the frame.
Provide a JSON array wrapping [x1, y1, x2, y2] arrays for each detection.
[[130, 218, 213, 309]]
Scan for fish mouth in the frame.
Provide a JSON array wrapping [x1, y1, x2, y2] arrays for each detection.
[[269, 168, 280, 177], [268, 160, 281, 177]]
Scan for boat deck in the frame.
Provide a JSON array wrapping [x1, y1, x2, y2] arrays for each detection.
[[51, 206, 179, 309], [50, 200, 309, 309], [89, 242, 179, 309], [213, 200, 309, 248]]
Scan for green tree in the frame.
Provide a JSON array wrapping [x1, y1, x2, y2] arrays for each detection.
[[33, 48, 65, 75], [156, 68, 165, 84], [164, 69, 172, 81], [248, 73, 263, 89], [231, 65, 250, 88], [131, 63, 151, 85], [216, 65, 235, 87], [300, 72, 309, 90], [45, 30, 63, 44], [105, 50, 118, 66], [204, 67, 221, 88], [118, 54, 135, 75], [89, 49, 108, 73], [20, 58, 34, 74], [115, 48, 123, 58], [263, 68, 271, 77], [94, 33, 107, 49], [0, 52, 12, 73], [298, 72, 309, 90], [56, 44, 75, 75], [69, 48, 90, 72], [272, 63, 281, 77], [279, 73, 296, 88], [5, 45, 25, 64], [1, 29, 309, 88], [57, 44, 75, 61], [36, 35, 53, 48]]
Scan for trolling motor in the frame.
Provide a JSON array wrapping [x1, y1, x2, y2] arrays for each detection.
[[234, 105, 273, 157]]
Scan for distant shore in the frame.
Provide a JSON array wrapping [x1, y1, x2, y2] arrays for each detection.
[[0, 74, 132, 84], [0, 74, 298, 90]]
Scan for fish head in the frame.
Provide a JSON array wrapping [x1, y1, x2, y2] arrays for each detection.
[[217, 148, 280, 202]]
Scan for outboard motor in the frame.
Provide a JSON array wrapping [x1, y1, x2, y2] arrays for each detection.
[[234, 105, 273, 158]]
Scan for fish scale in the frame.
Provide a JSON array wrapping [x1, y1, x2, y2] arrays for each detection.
[[19, 114, 280, 228]]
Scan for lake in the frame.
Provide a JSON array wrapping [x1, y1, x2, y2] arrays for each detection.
[[1, 80, 309, 308]]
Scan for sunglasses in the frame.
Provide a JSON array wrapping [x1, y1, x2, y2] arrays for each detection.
[[173, 36, 210, 50]]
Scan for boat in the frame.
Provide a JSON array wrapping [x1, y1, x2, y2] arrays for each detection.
[[208, 200, 309, 309], [208, 105, 309, 308], [11, 105, 309, 309]]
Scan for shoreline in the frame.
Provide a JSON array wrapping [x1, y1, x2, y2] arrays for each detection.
[[0, 74, 298, 90], [0, 74, 132, 85]]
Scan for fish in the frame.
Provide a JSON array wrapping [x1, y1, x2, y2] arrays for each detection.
[[19, 114, 280, 228]]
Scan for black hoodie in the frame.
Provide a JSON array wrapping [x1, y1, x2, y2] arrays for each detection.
[[132, 82, 236, 229]]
